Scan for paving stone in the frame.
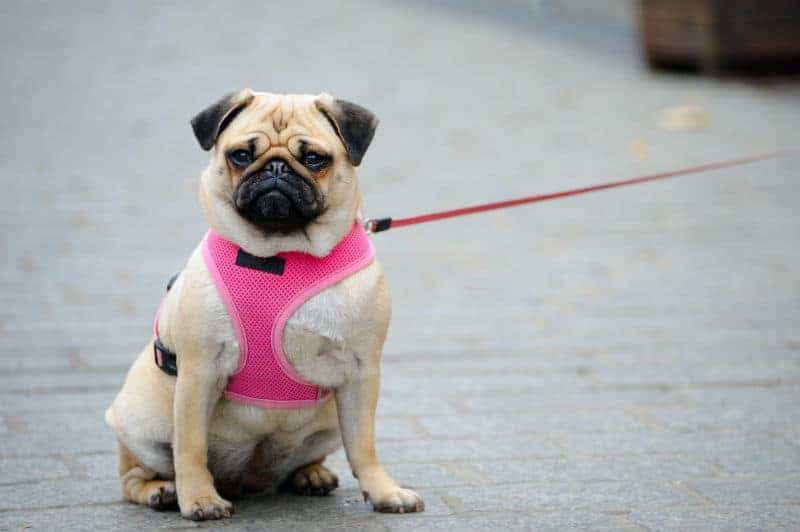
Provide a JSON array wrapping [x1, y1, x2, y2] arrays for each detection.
[[0, 371, 124, 394], [562, 432, 800, 477], [589, 363, 800, 387], [783, 427, 800, 448], [0, 431, 114, 459], [442, 480, 704, 513], [678, 384, 800, 408], [376, 436, 563, 464], [417, 410, 645, 439], [377, 393, 462, 417], [381, 374, 592, 396], [0, 501, 397, 532], [0, 504, 186, 532], [457, 388, 688, 414], [374, 417, 426, 441], [381, 353, 610, 377], [471, 454, 717, 484], [386, 510, 636, 532], [688, 479, 800, 507], [0, 390, 116, 414], [646, 403, 800, 432], [0, 425, 116, 458], [0, 457, 70, 484], [0, 354, 73, 372], [16, 411, 112, 442], [73, 453, 117, 481], [0, 478, 121, 510], [628, 505, 800, 532]]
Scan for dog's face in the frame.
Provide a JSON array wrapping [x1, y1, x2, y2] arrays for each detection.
[[192, 90, 378, 235]]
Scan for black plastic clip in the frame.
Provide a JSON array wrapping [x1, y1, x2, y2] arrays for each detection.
[[364, 217, 392, 234], [154, 338, 178, 376]]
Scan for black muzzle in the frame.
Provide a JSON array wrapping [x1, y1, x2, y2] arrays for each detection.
[[233, 159, 323, 234]]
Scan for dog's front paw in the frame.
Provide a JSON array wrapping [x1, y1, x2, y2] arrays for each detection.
[[366, 487, 425, 514], [180, 493, 234, 521]]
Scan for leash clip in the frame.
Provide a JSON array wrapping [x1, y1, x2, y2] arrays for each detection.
[[364, 217, 392, 234]]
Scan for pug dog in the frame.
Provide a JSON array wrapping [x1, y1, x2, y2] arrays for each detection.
[[105, 90, 424, 520]]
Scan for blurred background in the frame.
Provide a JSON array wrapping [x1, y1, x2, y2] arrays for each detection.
[[1, 1, 799, 530]]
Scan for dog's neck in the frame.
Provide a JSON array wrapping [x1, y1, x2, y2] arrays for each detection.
[[200, 176, 361, 258]]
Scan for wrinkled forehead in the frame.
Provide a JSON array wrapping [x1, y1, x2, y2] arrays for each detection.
[[222, 92, 333, 146]]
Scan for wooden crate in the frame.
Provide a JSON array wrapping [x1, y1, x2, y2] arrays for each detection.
[[640, 0, 800, 71]]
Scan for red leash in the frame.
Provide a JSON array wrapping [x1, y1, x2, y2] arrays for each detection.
[[364, 150, 797, 233]]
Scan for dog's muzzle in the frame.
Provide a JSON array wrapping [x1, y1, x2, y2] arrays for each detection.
[[234, 159, 323, 233]]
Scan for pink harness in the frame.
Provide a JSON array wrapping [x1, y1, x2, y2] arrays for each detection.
[[155, 222, 375, 409]]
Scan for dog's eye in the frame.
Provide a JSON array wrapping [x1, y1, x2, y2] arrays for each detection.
[[228, 149, 253, 168], [301, 152, 328, 170]]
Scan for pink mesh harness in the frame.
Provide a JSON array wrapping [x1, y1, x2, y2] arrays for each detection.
[[155, 222, 375, 409]]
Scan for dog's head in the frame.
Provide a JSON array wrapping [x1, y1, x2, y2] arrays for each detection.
[[192, 90, 378, 254]]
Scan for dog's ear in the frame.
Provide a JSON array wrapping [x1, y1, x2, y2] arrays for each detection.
[[316, 96, 379, 166], [191, 89, 254, 151]]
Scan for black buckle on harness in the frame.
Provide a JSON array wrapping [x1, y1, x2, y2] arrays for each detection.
[[154, 272, 180, 377], [154, 338, 178, 376], [166, 272, 179, 292]]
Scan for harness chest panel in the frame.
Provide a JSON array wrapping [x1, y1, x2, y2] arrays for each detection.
[[200, 222, 375, 409]]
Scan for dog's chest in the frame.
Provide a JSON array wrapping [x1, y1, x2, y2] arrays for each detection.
[[281, 276, 364, 384], [203, 257, 379, 392], [215, 286, 358, 441]]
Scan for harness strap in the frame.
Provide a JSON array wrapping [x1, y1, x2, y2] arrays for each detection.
[[154, 338, 178, 376], [154, 273, 179, 377]]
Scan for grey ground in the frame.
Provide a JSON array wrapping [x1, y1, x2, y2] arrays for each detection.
[[1, 1, 799, 530]]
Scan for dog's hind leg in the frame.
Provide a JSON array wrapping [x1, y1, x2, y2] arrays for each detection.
[[118, 440, 177, 511], [282, 428, 342, 496], [288, 461, 339, 496]]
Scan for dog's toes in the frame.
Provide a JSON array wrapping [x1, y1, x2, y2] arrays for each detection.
[[289, 463, 339, 496], [181, 495, 234, 521], [148, 482, 178, 511], [371, 487, 425, 514]]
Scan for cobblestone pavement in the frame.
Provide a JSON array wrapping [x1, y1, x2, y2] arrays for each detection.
[[2, 1, 799, 530]]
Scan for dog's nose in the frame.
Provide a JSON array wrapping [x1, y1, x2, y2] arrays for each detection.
[[264, 159, 291, 180]]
